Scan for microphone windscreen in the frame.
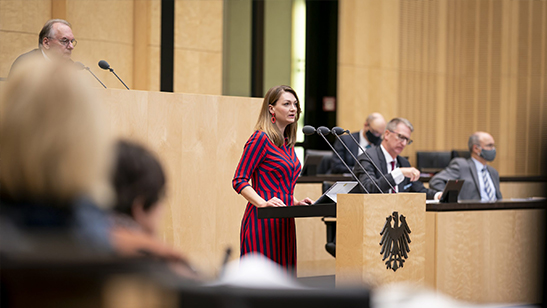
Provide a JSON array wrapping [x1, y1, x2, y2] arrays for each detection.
[[317, 126, 331, 136], [332, 127, 345, 136], [98, 60, 110, 70], [302, 125, 316, 135], [74, 61, 85, 70]]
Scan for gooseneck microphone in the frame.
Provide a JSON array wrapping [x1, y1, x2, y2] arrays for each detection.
[[75, 61, 107, 88], [331, 126, 384, 193], [303, 125, 368, 193], [98, 60, 130, 90], [333, 127, 397, 193]]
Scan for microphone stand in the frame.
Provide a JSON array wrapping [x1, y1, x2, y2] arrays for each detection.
[[84, 67, 107, 89], [344, 130, 397, 192], [315, 127, 369, 194], [331, 131, 385, 193], [106, 67, 130, 90]]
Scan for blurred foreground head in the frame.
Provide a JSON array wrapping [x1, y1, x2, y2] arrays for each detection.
[[0, 58, 113, 207], [113, 140, 166, 236]]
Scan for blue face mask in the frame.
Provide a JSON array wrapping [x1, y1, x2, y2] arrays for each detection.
[[479, 147, 496, 162]]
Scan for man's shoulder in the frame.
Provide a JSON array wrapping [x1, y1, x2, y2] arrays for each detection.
[[450, 157, 470, 165], [9, 49, 42, 77], [15, 49, 42, 61]]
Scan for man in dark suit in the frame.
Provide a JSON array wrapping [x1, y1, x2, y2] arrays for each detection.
[[9, 19, 76, 77], [430, 132, 502, 201], [330, 112, 386, 174], [353, 117, 440, 200]]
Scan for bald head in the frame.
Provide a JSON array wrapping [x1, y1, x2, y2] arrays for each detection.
[[364, 113, 386, 145], [39, 19, 75, 60], [469, 131, 496, 163]]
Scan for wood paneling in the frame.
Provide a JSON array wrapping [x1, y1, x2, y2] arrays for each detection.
[[432, 209, 544, 303], [174, 0, 223, 95], [339, 0, 547, 174], [96, 89, 263, 277], [336, 193, 426, 287]]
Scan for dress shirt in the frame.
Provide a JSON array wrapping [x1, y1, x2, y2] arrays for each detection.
[[358, 129, 371, 156], [380, 145, 404, 192], [472, 157, 496, 201]]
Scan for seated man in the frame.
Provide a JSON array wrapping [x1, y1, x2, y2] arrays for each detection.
[[430, 132, 502, 201], [353, 117, 440, 200], [330, 112, 386, 174], [9, 19, 76, 77]]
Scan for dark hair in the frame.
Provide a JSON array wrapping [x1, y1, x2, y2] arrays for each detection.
[[112, 140, 166, 217], [39, 19, 71, 46]]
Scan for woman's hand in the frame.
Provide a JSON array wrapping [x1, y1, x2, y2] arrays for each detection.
[[294, 197, 314, 206], [259, 197, 286, 207]]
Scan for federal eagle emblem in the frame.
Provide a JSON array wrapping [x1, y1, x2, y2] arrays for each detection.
[[379, 211, 411, 272]]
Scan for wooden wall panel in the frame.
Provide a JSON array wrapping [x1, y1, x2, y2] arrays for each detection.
[[434, 209, 544, 303], [0, 0, 51, 78], [339, 0, 547, 174], [174, 0, 223, 95], [96, 89, 263, 277]]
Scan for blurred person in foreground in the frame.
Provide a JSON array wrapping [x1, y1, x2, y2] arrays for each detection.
[[232, 85, 314, 275], [110, 139, 200, 280], [0, 59, 114, 254], [9, 19, 77, 78]]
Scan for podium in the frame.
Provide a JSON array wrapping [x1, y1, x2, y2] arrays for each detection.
[[336, 193, 426, 287]]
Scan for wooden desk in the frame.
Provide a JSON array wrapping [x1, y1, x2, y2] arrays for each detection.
[[259, 198, 546, 304]]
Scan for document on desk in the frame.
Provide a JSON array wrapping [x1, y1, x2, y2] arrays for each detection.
[[313, 181, 358, 205]]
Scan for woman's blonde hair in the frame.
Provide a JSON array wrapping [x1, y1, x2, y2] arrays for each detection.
[[0, 59, 113, 207], [255, 85, 301, 148]]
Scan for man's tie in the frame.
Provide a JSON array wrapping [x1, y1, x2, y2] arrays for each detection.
[[390, 161, 396, 194], [482, 167, 495, 200], [365, 144, 371, 149]]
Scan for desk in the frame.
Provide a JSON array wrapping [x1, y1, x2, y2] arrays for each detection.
[[259, 197, 546, 304], [258, 198, 546, 218]]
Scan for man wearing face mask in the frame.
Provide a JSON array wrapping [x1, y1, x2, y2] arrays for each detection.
[[430, 131, 502, 201], [330, 112, 386, 174]]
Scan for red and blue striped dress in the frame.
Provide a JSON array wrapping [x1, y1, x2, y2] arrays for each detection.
[[232, 130, 301, 272]]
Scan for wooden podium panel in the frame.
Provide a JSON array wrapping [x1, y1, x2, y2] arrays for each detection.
[[336, 193, 426, 287], [431, 208, 545, 303]]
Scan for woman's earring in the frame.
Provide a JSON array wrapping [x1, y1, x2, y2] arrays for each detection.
[[271, 114, 276, 124]]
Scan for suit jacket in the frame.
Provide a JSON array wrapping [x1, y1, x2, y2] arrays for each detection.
[[330, 132, 361, 174], [352, 145, 438, 200], [429, 157, 502, 201], [8, 49, 43, 78]]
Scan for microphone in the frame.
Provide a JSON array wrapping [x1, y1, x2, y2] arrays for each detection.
[[333, 127, 397, 193], [331, 127, 385, 193], [303, 125, 368, 193], [75, 61, 107, 89], [98, 60, 130, 90]]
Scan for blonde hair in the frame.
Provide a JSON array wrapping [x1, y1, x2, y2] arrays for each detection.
[[0, 59, 113, 207], [255, 85, 301, 148]]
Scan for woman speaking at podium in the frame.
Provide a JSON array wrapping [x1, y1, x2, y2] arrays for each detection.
[[232, 85, 313, 273]]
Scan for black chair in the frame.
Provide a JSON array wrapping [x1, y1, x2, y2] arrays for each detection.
[[451, 149, 470, 160], [301, 150, 333, 176], [416, 151, 452, 174]]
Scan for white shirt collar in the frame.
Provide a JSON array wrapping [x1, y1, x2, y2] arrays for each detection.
[[380, 144, 396, 164], [471, 157, 487, 171], [40, 48, 52, 62]]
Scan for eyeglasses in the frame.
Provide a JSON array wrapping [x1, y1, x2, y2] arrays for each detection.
[[48, 37, 77, 47], [388, 130, 413, 145]]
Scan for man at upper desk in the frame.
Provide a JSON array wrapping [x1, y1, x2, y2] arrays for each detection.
[[353, 117, 441, 200], [9, 19, 76, 77], [330, 112, 386, 174], [430, 132, 502, 201]]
